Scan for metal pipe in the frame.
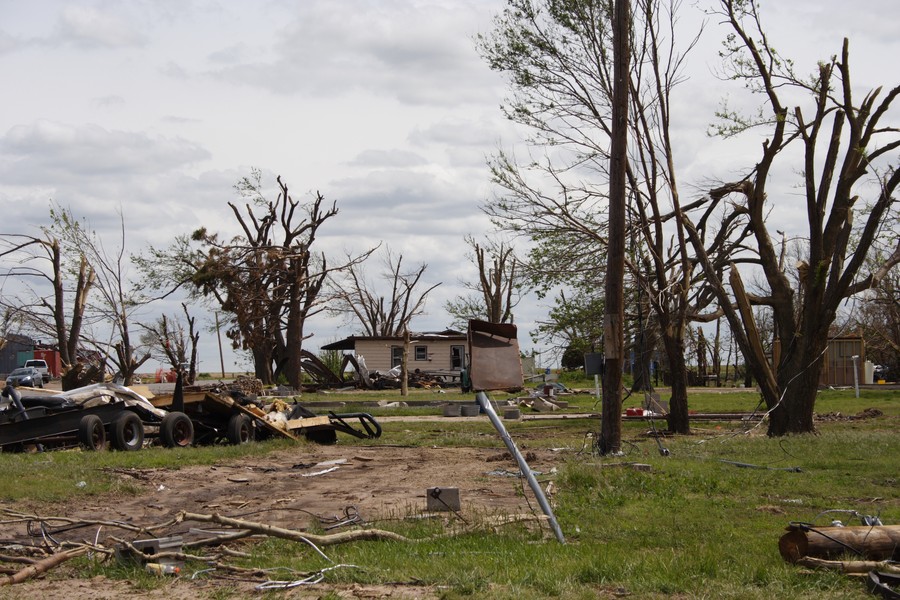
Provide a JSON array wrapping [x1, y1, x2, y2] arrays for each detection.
[[476, 391, 566, 544]]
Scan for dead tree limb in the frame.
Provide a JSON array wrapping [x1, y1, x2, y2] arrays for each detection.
[[797, 556, 900, 575], [0, 546, 88, 586], [179, 511, 412, 546]]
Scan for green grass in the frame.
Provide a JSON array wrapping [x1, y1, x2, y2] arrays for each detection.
[[0, 438, 297, 502], [1, 388, 897, 598]]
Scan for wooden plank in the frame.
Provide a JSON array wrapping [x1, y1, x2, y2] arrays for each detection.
[[285, 416, 333, 431]]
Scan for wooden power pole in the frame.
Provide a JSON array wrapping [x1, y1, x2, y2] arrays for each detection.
[[599, 0, 630, 455]]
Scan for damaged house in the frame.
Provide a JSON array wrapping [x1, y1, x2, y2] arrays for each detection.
[[321, 329, 468, 385]]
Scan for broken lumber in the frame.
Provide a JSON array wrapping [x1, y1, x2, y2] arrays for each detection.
[[779, 524, 900, 562]]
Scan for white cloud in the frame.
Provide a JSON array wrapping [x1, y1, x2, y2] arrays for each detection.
[[56, 5, 147, 49], [0, 121, 210, 183]]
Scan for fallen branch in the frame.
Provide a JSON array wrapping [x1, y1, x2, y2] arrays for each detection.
[[0, 509, 178, 537], [0, 546, 88, 586], [797, 557, 900, 575], [179, 511, 412, 546]]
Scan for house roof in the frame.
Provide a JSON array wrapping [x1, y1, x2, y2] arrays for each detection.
[[321, 329, 466, 351]]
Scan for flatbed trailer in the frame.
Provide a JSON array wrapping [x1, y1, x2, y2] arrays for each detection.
[[150, 382, 381, 445], [0, 384, 194, 452]]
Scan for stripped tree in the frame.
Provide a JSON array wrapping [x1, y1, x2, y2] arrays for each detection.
[[682, 0, 900, 435], [445, 235, 528, 328], [327, 247, 440, 395]]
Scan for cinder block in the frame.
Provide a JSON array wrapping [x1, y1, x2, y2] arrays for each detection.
[[426, 487, 461, 512], [503, 408, 521, 420], [132, 536, 183, 556]]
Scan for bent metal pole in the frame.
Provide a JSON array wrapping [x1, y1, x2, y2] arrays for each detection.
[[476, 391, 566, 544]]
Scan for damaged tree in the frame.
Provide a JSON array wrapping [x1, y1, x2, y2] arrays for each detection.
[[479, 0, 739, 436], [0, 227, 98, 389], [139, 170, 365, 388], [139, 303, 200, 385], [327, 247, 440, 396], [327, 246, 439, 337], [445, 235, 528, 328], [683, 0, 900, 435]]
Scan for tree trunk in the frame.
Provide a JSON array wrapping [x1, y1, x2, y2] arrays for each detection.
[[768, 345, 823, 435], [253, 348, 273, 385], [284, 277, 305, 390], [661, 329, 690, 434]]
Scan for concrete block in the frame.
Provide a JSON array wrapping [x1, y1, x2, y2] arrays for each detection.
[[503, 408, 521, 420], [460, 404, 480, 417]]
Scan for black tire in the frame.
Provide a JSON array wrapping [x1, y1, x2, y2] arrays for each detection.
[[160, 411, 194, 448], [110, 412, 144, 451], [305, 429, 338, 445], [77, 414, 106, 451], [226, 413, 253, 445]]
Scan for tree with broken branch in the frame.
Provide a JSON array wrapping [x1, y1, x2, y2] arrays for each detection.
[[0, 208, 106, 389], [445, 235, 528, 328], [139, 303, 200, 384], [682, 0, 900, 435], [327, 246, 440, 395], [479, 0, 740, 436], [327, 246, 440, 338], [48, 206, 153, 386], [138, 170, 368, 388]]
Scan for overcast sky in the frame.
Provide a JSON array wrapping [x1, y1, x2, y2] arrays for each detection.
[[1, 0, 896, 374]]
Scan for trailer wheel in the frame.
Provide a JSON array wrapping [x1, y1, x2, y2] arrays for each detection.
[[305, 429, 338, 445], [77, 415, 106, 451], [110, 412, 144, 451], [160, 412, 194, 448], [226, 414, 253, 445]]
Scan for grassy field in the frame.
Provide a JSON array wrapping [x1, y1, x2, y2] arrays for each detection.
[[1, 386, 897, 599]]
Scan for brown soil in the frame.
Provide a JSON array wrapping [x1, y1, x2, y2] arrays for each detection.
[[1, 441, 562, 599]]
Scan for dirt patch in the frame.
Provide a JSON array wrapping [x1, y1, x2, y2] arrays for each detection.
[[1, 442, 563, 599], [815, 407, 885, 422]]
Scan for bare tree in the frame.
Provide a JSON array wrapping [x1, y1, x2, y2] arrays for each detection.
[[140, 303, 200, 384], [328, 247, 440, 337], [683, 0, 900, 435], [48, 207, 152, 385], [0, 213, 100, 389], [328, 247, 440, 396], [138, 170, 364, 388], [445, 235, 527, 328]]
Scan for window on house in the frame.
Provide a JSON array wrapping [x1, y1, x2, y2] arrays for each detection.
[[391, 346, 403, 368], [451, 345, 465, 369], [415, 345, 428, 361]]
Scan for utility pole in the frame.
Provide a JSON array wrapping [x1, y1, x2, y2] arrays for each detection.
[[599, 0, 630, 455], [215, 311, 226, 379]]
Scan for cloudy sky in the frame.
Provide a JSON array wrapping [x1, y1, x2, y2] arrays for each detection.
[[1, 0, 896, 373]]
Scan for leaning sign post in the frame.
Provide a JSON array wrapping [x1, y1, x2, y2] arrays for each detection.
[[468, 319, 566, 544]]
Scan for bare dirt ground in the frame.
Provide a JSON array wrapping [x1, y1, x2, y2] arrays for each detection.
[[1, 439, 563, 599]]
